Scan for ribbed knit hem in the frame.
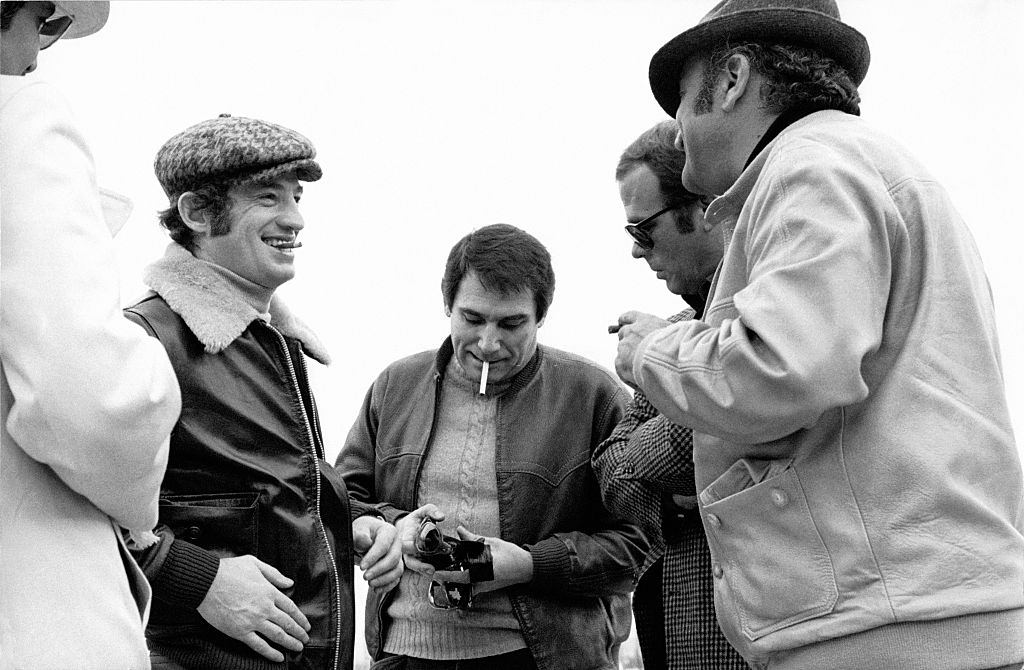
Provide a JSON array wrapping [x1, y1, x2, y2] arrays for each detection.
[[384, 618, 526, 660], [762, 608, 1024, 670], [151, 539, 220, 609], [526, 537, 571, 591]]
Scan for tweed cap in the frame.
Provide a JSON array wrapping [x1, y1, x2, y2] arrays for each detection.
[[649, 0, 870, 117], [154, 114, 322, 198]]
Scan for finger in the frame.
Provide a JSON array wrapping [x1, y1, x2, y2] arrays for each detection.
[[240, 631, 285, 663], [368, 560, 404, 591], [454, 525, 485, 543], [259, 618, 306, 653], [274, 592, 312, 632], [267, 601, 310, 644], [359, 525, 394, 572], [413, 503, 446, 523], [365, 528, 402, 578], [403, 555, 435, 576], [433, 569, 471, 584], [254, 559, 294, 589]]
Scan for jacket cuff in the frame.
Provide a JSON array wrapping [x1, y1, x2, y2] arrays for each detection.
[[526, 537, 571, 591], [150, 539, 221, 610]]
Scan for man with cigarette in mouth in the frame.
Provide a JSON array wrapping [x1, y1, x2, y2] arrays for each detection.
[[123, 115, 371, 669], [338, 223, 650, 670]]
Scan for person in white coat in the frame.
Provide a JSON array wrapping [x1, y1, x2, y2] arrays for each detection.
[[0, 2, 181, 668]]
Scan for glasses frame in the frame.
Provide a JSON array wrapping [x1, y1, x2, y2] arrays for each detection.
[[624, 204, 675, 250], [39, 12, 73, 50]]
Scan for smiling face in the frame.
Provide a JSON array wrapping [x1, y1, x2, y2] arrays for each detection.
[[448, 270, 542, 383], [619, 164, 721, 297], [191, 172, 305, 290], [0, 2, 53, 75]]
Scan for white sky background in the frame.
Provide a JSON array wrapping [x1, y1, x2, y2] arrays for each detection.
[[34, 0, 1024, 662]]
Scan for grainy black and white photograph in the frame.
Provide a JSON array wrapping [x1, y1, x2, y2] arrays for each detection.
[[2, 1, 1022, 669]]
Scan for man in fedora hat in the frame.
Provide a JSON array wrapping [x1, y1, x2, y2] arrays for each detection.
[[2, 2, 182, 668], [123, 115, 382, 669], [613, 1, 1024, 668]]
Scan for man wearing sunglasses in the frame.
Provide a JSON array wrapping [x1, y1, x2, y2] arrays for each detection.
[[2, 2, 182, 669], [595, 121, 743, 670]]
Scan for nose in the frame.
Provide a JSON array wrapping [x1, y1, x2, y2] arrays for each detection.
[[279, 200, 305, 232], [478, 323, 501, 357], [673, 129, 684, 152], [631, 241, 647, 259]]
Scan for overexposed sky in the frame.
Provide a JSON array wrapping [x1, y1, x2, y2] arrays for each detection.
[[39, 0, 1022, 458], [32, 1, 1023, 663]]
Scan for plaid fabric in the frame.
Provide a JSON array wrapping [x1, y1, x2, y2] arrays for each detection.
[[593, 310, 748, 669], [154, 114, 322, 198]]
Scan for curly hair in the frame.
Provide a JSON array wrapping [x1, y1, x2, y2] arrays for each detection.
[[1, 2, 26, 31], [156, 182, 235, 253], [616, 120, 706, 234], [695, 41, 861, 116], [441, 224, 555, 322]]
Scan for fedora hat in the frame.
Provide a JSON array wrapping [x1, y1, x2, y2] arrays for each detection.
[[53, 2, 109, 40], [648, 0, 870, 116]]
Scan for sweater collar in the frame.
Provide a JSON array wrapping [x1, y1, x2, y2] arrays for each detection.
[[143, 243, 330, 364]]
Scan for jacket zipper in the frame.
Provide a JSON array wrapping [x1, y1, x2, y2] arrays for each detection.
[[268, 325, 342, 670], [375, 370, 444, 657]]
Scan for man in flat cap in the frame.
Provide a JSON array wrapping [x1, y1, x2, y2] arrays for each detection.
[[613, 1, 1024, 669], [125, 115, 399, 670]]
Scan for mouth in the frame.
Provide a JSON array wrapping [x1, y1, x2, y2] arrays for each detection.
[[262, 236, 302, 254]]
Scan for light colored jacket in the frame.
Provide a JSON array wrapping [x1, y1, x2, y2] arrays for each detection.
[[0, 77, 181, 670], [633, 110, 1023, 669]]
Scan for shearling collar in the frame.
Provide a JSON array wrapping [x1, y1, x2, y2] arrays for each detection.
[[143, 243, 330, 364]]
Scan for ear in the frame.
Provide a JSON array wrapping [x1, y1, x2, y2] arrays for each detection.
[[536, 315, 546, 328], [720, 53, 752, 113], [177, 192, 212, 235]]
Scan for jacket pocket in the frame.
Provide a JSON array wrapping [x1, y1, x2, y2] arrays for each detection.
[[159, 491, 260, 558], [700, 459, 838, 641]]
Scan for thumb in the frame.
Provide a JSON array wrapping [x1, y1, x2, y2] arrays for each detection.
[[455, 525, 484, 542], [419, 503, 446, 522], [255, 558, 293, 588], [353, 526, 374, 554]]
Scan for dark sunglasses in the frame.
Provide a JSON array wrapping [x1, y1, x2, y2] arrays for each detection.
[[624, 204, 675, 250], [39, 12, 73, 50]]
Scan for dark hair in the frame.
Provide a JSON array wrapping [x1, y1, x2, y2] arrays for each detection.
[[1, 2, 26, 31], [615, 120, 706, 234], [441, 224, 555, 321], [157, 182, 234, 253], [697, 41, 861, 116]]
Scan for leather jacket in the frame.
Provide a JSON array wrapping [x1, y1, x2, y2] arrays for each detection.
[[339, 338, 650, 670], [124, 247, 354, 670]]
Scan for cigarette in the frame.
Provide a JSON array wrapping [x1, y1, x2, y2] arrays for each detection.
[[479, 360, 489, 394], [607, 324, 621, 334]]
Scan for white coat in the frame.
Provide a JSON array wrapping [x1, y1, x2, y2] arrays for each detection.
[[0, 76, 181, 670]]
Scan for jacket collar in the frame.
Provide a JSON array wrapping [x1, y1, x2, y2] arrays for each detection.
[[143, 243, 330, 364], [432, 336, 543, 397]]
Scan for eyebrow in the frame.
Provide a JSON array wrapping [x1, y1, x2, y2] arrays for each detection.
[[461, 308, 529, 322]]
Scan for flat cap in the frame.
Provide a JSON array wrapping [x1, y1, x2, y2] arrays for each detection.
[[154, 114, 322, 198]]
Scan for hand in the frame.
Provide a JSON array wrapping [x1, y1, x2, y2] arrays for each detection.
[[395, 503, 447, 577], [352, 515, 404, 591], [613, 311, 670, 388], [431, 525, 533, 595], [196, 555, 311, 663]]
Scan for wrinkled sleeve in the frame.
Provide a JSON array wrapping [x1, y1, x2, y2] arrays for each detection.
[[336, 371, 409, 524], [527, 386, 653, 596], [0, 80, 181, 531], [634, 148, 890, 443]]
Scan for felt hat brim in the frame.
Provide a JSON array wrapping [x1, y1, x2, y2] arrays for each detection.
[[649, 7, 870, 117], [54, 2, 109, 40]]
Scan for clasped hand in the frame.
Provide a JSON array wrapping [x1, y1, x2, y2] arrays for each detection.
[[396, 504, 533, 595]]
